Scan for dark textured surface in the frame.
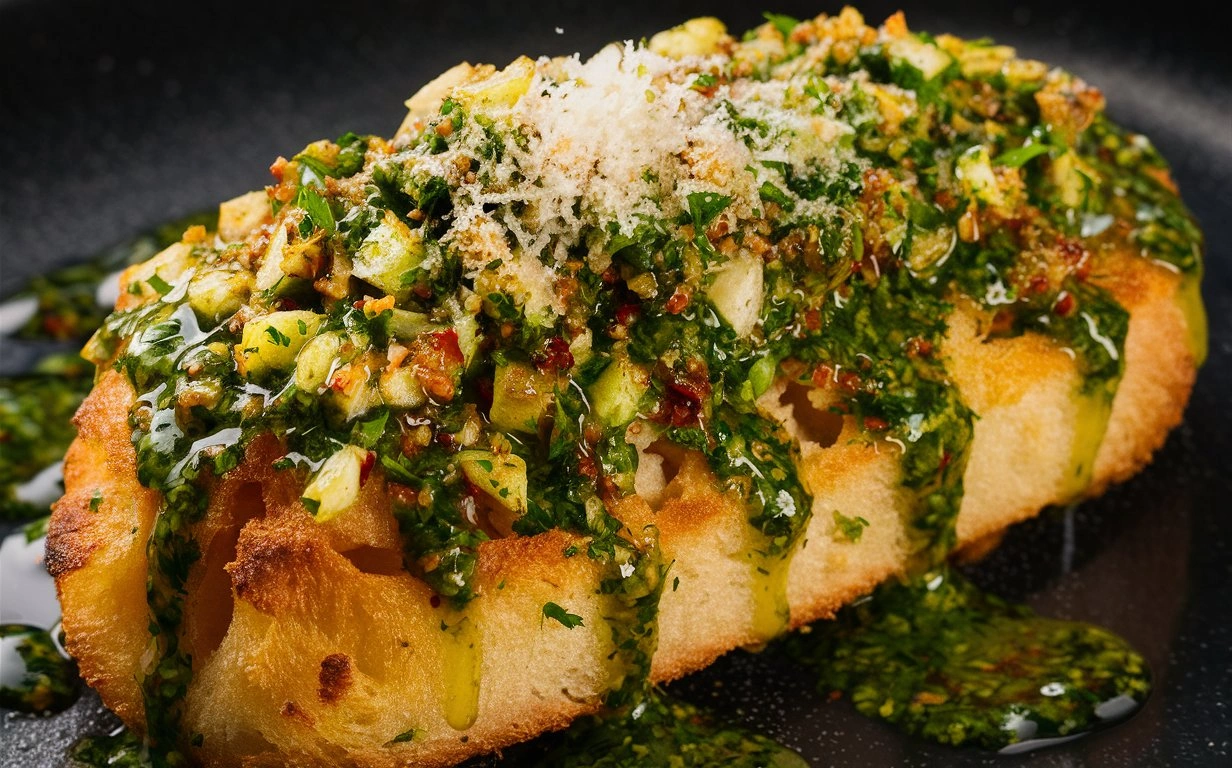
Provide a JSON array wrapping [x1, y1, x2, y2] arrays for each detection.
[[1, 1, 1229, 765]]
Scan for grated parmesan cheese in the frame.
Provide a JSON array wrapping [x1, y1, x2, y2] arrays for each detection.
[[393, 36, 870, 317]]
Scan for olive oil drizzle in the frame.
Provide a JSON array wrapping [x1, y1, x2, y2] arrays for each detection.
[[1178, 273, 1209, 367], [748, 545, 795, 643], [440, 612, 482, 731]]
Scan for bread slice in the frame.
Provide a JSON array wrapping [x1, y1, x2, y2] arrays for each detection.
[[47, 7, 1202, 767], [47, 240, 1198, 768]]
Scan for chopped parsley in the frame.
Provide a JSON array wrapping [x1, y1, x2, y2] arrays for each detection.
[[543, 602, 584, 629]]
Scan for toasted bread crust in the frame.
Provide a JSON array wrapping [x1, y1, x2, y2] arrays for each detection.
[[49, 250, 1196, 766]]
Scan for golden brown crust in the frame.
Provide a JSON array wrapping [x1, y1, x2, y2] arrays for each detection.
[[49, 371, 162, 727], [1090, 254, 1197, 491], [50, 252, 1198, 766]]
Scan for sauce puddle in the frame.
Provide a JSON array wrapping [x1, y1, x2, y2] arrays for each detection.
[[784, 567, 1150, 753], [501, 691, 807, 768]]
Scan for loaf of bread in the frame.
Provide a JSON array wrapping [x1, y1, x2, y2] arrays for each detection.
[[49, 7, 1203, 767]]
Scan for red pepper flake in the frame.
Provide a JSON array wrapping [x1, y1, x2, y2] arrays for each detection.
[[615, 303, 642, 326], [1053, 291, 1076, 317], [352, 299, 367, 310], [665, 290, 691, 314], [837, 370, 862, 394], [598, 475, 620, 500], [905, 337, 934, 358], [939, 451, 953, 471], [933, 189, 957, 210], [40, 315, 72, 340], [358, 451, 376, 485], [862, 416, 890, 432], [803, 308, 822, 332], [1026, 275, 1050, 296], [1056, 235, 1087, 263], [577, 453, 598, 480], [655, 363, 712, 428], [532, 336, 574, 372], [1057, 236, 1093, 281], [811, 364, 834, 388], [429, 328, 461, 367]]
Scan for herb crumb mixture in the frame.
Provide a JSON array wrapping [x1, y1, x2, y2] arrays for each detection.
[[82, 7, 1200, 760]]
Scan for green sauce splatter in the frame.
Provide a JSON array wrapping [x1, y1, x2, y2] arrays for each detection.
[[0, 624, 80, 714], [786, 568, 1150, 751], [71, 729, 148, 767], [0, 360, 92, 521], [510, 692, 807, 768]]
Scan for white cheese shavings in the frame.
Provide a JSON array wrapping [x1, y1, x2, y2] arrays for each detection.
[[401, 39, 866, 318]]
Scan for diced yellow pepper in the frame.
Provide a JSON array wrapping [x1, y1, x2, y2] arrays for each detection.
[[454, 56, 536, 110], [302, 445, 368, 521], [236, 311, 324, 378], [188, 267, 254, 323], [590, 357, 650, 428], [457, 450, 527, 514], [353, 210, 424, 299], [490, 362, 553, 434], [649, 17, 728, 58]]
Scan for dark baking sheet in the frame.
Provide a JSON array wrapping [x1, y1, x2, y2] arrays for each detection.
[[1, 1, 1229, 765]]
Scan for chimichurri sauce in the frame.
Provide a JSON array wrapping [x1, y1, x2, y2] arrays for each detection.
[[0, 361, 91, 521], [0, 623, 80, 714], [506, 692, 807, 768], [71, 729, 147, 768], [785, 568, 1151, 752]]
